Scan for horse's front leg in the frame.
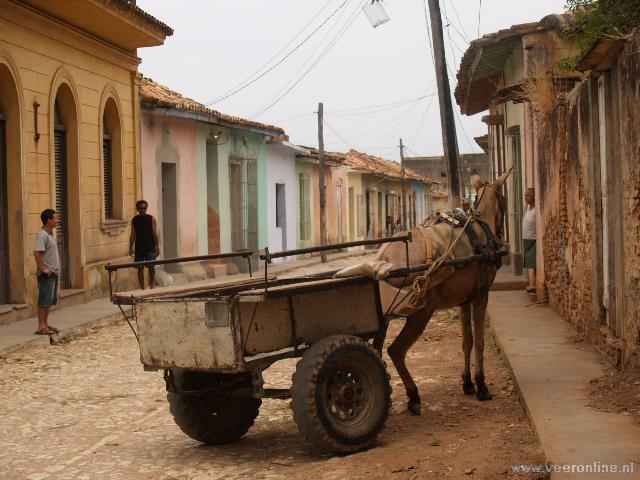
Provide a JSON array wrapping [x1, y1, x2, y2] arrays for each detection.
[[460, 304, 475, 395], [472, 291, 493, 401], [387, 300, 437, 415]]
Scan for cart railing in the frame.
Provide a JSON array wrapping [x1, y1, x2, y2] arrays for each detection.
[[260, 234, 412, 294], [105, 250, 254, 300]]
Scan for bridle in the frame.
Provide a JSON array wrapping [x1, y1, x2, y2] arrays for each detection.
[[473, 182, 506, 241]]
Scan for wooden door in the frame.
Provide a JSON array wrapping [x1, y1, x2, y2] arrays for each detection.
[[0, 117, 7, 303]]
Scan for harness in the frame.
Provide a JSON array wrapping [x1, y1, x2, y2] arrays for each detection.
[[406, 185, 505, 308], [429, 208, 502, 268]]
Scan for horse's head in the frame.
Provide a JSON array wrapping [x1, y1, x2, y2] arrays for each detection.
[[471, 167, 513, 239]]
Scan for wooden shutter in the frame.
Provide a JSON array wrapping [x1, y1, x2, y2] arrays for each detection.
[[103, 133, 113, 219], [229, 157, 243, 251], [246, 157, 258, 250], [54, 127, 70, 288]]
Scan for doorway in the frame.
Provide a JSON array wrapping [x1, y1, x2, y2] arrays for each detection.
[[276, 183, 287, 250], [53, 103, 71, 289], [161, 162, 178, 263], [0, 116, 7, 303], [336, 184, 343, 243]]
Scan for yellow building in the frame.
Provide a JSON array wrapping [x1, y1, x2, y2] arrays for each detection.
[[0, 1, 171, 319]]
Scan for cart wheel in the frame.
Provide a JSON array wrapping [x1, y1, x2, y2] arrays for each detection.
[[291, 335, 391, 453], [166, 370, 261, 445]]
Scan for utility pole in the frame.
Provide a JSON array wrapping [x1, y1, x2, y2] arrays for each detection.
[[399, 138, 407, 229], [427, 0, 461, 207], [318, 102, 328, 263]]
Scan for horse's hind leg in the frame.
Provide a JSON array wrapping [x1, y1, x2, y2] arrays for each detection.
[[460, 304, 475, 395], [472, 291, 493, 401], [387, 301, 437, 415]]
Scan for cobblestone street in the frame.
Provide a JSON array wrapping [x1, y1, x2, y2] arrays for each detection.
[[1, 257, 545, 480]]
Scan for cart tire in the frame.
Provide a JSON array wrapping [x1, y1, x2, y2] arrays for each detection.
[[166, 370, 261, 445], [291, 335, 391, 453]]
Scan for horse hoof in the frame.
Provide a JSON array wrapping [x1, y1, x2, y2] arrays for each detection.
[[463, 382, 476, 395], [408, 401, 422, 415], [476, 389, 493, 401]]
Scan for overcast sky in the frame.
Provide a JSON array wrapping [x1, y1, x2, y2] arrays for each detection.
[[137, 0, 565, 162]]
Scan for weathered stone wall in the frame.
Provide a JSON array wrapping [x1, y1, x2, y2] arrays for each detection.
[[538, 35, 640, 365], [619, 35, 640, 364]]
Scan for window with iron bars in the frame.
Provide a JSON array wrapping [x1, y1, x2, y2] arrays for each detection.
[[230, 155, 258, 251], [299, 173, 311, 241]]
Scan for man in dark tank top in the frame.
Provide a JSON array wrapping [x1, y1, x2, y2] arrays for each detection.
[[130, 200, 160, 289]]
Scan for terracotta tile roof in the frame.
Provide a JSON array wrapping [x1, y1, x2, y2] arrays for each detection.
[[306, 148, 437, 184], [100, 0, 173, 37], [455, 13, 573, 115], [140, 77, 285, 135]]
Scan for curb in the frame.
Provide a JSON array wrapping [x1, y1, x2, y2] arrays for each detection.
[[488, 318, 548, 465], [0, 308, 132, 357]]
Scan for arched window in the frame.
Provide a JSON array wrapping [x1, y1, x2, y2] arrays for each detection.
[[102, 97, 122, 220]]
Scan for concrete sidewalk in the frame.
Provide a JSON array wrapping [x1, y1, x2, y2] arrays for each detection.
[[489, 291, 640, 479], [0, 250, 372, 356]]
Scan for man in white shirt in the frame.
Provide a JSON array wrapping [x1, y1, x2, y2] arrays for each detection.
[[33, 209, 61, 335], [523, 188, 536, 294]]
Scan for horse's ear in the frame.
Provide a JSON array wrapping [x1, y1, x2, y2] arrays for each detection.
[[493, 166, 514, 188], [471, 175, 483, 192]]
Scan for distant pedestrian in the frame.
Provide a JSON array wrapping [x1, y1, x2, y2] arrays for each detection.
[[523, 188, 536, 294], [130, 200, 160, 289], [395, 218, 402, 235], [33, 209, 60, 335]]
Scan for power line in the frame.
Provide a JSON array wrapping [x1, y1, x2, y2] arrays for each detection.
[[204, 0, 350, 106], [325, 97, 428, 146], [422, 0, 436, 71], [477, 0, 482, 38], [272, 112, 317, 123], [447, 0, 469, 42], [371, 99, 422, 150], [257, 0, 357, 115], [324, 118, 355, 149], [326, 95, 433, 116], [253, 0, 366, 118]]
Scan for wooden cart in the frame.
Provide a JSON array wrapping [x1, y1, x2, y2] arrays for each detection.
[[107, 237, 411, 453]]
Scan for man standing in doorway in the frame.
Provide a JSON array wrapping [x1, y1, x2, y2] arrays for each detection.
[[130, 200, 160, 289], [523, 188, 536, 295], [33, 209, 60, 335]]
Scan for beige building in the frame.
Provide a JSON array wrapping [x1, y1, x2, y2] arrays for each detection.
[[0, 1, 171, 320]]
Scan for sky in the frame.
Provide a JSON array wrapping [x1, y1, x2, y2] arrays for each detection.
[[136, 0, 565, 162]]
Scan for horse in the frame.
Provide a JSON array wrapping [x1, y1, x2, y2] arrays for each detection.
[[374, 169, 511, 415]]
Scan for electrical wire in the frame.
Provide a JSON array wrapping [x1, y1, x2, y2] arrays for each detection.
[[324, 118, 355, 150], [204, 0, 350, 106], [422, 0, 436, 71], [325, 98, 427, 146], [256, 0, 358, 115], [447, 0, 469, 42], [477, 0, 482, 39], [252, 0, 367, 118], [326, 95, 434, 116]]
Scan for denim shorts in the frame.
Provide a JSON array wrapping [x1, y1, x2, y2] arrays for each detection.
[[37, 274, 58, 307], [134, 252, 157, 263]]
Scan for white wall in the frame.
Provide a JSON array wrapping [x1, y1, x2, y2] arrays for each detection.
[[266, 144, 297, 258]]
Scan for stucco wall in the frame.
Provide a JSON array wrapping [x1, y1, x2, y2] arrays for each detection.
[[0, 3, 145, 307], [325, 165, 348, 245], [266, 143, 297, 254], [140, 114, 202, 258]]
